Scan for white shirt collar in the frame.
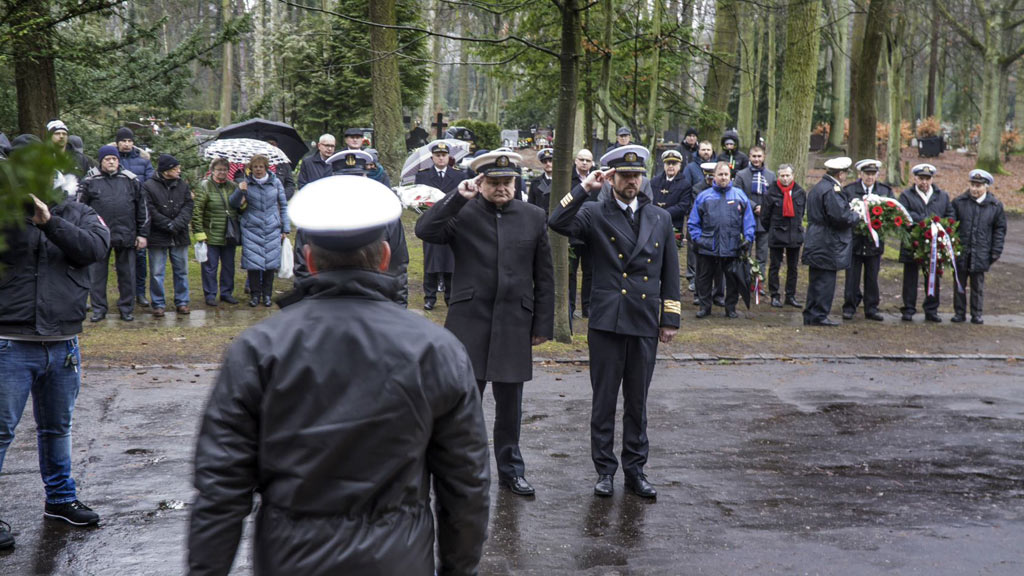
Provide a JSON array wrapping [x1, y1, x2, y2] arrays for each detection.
[[916, 186, 933, 203], [615, 197, 639, 213], [975, 192, 987, 204]]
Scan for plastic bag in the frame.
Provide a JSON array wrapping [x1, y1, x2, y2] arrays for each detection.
[[278, 237, 294, 279], [194, 241, 208, 263]]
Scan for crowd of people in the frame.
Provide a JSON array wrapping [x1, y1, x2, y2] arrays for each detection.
[[0, 117, 1010, 573]]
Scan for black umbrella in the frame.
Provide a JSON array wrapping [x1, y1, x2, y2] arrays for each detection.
[[726, 242, 753, 310], [217, 118, 308, 166]]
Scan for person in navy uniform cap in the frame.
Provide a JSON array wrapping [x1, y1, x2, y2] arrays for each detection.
[[291, 149, 410, 306], [416, 150, 554, 498], [898, 163, 954, 322], [528, 148, 554, 214], [189, 175, 490, 576], [801, 157, 861, 326], [548, 144, 680, 500], [649, 149, 693, 231], [951, 169, 1006, 324], [414, 140, 466, 309], [841, 159, 892, 321]]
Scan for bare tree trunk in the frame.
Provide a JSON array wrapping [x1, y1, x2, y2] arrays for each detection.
[[925, 0, 939, 117], [736, 9, 757, 146], [457, 10, 470, 119], [829, 0, 849, 149], [599, 0, 629, 142], [766, 1, 777, 157], [219, 0, 233, 127], [429, 1, 444, 117], [769, 0, 821, 184], [885, 18, 905, 188], [369, 0, 404, 179], [700, 0, 739, 138], [12, 0, 58, 136], [849, 0, 888, 163], [645, 0, 665, 165], [582, 7, 595, 152], [549, 0, 583, 343]]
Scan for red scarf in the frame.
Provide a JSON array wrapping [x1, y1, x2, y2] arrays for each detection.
[[778, 180, 796, 218]]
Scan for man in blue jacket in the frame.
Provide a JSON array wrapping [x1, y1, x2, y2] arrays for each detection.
[[688, 161, 756, 318]]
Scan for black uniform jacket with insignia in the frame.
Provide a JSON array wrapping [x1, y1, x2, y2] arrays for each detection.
[[802, 176, 861, 270], [842, 180, 894, 257], [897, 185, 955, 263], [649, 171, 692, 229], [548, 184, 681, 337], [416, 190, 555, 383], [415, 166, 467, 272], [528, 174, 552, 215], [188, 269, 490, 576]]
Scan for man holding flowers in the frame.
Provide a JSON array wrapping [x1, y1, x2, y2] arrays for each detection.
[[842, 159, 894, 321], [898, 164, 954, 323]]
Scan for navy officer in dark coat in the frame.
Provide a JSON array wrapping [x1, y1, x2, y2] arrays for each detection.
[[898, 163, 955, 322], [416, 151, 554, 497], [527, 148, 554, 214], [549, 144, 681, 500], [189, 175, 490, 576], [841, 159, 893, 321], [649, 149, 692, 230], [802, 157, 861, 326], [414, 140, 465, 309], [951, 169, 1007, 324]]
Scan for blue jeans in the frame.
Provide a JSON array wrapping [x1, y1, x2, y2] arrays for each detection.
[[149, 245, 190, 309], [201, 244, 236, 299], [0, 338, 81, 504]]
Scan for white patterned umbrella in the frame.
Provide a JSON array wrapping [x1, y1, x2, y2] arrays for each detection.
[[399, 139, 472, 185], [202, 138, 291, 166]]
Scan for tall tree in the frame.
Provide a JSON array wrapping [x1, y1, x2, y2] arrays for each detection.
[[645, 0, 666, 159], [11, 0, 58, 135], [936, 0, 1024, 172], [848, 0, 888, 163], [699, 0, 739, 137], [548, 0, 583, 343], [770, 0, 822, 184], [885, 12, 907, 187], [736, 10, 759, 147], [925, 0, 940, 117], [369, 0, 404, 178], [765, 1, 778, 156], [828, 0, 850, 149]]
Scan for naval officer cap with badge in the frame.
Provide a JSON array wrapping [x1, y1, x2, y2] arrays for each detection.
[[327, 148, 374, 176], [456, 150, 523, 207]]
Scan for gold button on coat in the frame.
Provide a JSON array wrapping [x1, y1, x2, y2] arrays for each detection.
[[621, 289, 627, 295]]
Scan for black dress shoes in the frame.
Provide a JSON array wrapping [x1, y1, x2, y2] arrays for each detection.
[[804, 318, 840, 327], [696, 308, 711, 318], [713, 297, 726, 307], [423, 301, 435, 311], [136, 295, 150, 307], [785, 296, 801, 307], [865, 312, 885, 322], [950, 314, 966, 323], [90, 312, 105, 322], [901, 313, 914, 322], [725, 310, 739, 319], [925, 313, 942, 323], [220, 294, 239, 305], [770, 297, 782, 308], [971, 316, 984, 324], [842, 311, 854, 320], [594, 474, 614, 497], [625, 474, 657, 499], [501, 476, 535, 496]]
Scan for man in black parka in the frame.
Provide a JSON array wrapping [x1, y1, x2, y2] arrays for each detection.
[[549, 144, 680, 500], [841, 159, 893, 321], [802, 157, 860, 326], [416, 151, 554, 497], [951, 169, 1007, 324], [188, 176, 490, 576]]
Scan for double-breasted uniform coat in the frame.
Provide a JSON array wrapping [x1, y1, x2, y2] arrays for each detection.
[[415, 189, 554, 483], [415, 166, 466, 305], [801, 175, 860, 324], [841, 180, 894, 317], [897, 185, 954, 318], [549, 184, 680, 480], [951, 190, 1007, 320]]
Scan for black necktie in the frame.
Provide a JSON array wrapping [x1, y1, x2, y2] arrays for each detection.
[[625, 206, 639, 235], [438, 170, 445, 180]]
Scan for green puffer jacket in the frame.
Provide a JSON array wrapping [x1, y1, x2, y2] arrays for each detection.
[[192, 178, 239, 246]]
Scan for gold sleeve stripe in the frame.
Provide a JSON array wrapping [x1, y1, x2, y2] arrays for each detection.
[[559, 193, 573, 207], [663, 300, 681, 315]]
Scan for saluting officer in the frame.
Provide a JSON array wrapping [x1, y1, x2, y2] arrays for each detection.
[[802, 157, 860, 326], [898, 163, 954, 322], [414, 140, 466, 310], [548, 145, 680, 500], [416, 151, 555, 497], [841, 159, 892, 321]]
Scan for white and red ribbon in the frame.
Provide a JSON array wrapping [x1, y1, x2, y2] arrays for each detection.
[[926, 221, 963, 296]]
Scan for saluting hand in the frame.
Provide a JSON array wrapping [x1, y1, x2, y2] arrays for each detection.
[[582, 168, 614, 193], [458, 174, 484, 199]]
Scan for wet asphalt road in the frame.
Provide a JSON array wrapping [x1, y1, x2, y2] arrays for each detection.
[[1, 360, 1022, 575]]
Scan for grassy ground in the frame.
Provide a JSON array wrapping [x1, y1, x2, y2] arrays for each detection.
[[80, 212, 1024, 366]]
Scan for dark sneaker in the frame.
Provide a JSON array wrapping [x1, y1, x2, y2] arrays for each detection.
[[0, 519, 13, 550], [44, 500, 99, 526]]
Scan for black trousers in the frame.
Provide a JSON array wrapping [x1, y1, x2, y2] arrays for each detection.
[[803, 266, 837, 324], [246, 270, 275, 299], [954, 270, 984, 318], [423, 272, 452, 305], [768, 246, 800, 299], [843, 253, 882, 316], [684, 231, 696, 283], [695, 254, 738, 313], [588, 328, 658, 478], [569, 242, 593, 315], [477, 380, 525, 482], [90, 246, 135, 316], [901, 262, 940, 316]]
